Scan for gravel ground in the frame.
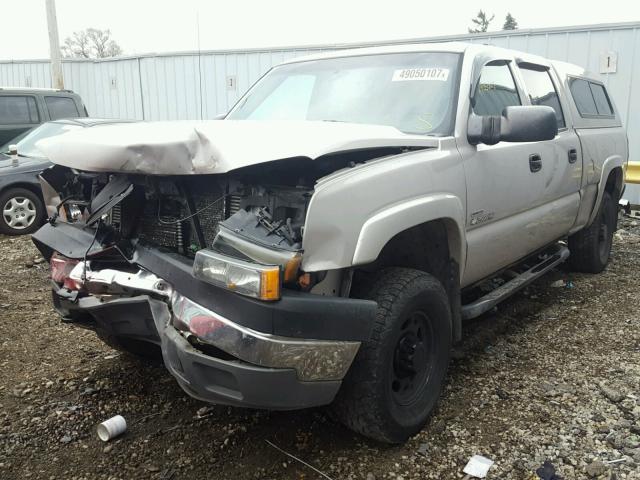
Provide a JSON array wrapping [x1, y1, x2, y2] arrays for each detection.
[[1, 217, 640, 480]]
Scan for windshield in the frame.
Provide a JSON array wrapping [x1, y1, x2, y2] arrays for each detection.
[[228, 52, 461, 135], [0, 122, 82, 159]]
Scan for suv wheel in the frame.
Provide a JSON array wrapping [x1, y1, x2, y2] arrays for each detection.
[[568, 190, 617, 273], [0, 188, 45, 235], [334, 268, 452, 443]]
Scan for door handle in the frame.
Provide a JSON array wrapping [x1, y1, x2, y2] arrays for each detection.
[[529, 154, 542, 173], [568, 148, 578, 164]]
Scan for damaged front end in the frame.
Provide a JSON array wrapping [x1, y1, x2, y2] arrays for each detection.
[[33, 158, 376, 410]]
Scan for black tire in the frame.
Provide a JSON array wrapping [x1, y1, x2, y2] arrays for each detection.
[[568, 191, 617, 273], [0, 187, 45, 235], [333, 268, 452, 444]]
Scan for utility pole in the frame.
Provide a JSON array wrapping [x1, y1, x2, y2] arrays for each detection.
[[45, 0, 64, 89]]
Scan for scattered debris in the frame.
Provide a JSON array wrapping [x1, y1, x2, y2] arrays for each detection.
[[535, 460, 563, 480], [195, 406, 215, 419], [585, 460, 607, 478], [462, 455, 494, 478], [159, 468, 176, 480], [265, 439, 335, 480], [599, 382, 625, 403], [417, 443, 429, 457], [97, 415, 127, 442], [550, 279, 574, 289]]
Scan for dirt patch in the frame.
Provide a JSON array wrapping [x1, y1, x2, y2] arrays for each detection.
[[1, 217, 640, 479]]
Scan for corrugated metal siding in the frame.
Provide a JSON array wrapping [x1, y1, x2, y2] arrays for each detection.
[[1, 22, 639, 199]]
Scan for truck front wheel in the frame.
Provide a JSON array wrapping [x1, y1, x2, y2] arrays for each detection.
[[334, 268, 452, 444], [568, 191, 617, 273]]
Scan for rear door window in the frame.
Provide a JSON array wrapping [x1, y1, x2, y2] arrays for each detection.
[[589, 83, 613, 116], [569, 79, 599, 116], [472, 62, 521, 116], [518, 66, 566, 128], [569, 79, 616, 118], [45, 96, 80, 120], [0, 96, 39, 125]]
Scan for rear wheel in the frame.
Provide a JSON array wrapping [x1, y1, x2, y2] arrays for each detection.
[[568, 191, 617, 273], [333, 268, 452, 444], [0, 187, 45, 235]]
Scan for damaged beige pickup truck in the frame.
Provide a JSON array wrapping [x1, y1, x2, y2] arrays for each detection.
[[32, 43, 627, 443]]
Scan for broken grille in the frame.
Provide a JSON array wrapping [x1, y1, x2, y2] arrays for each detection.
[[107, 192, 242, 254]]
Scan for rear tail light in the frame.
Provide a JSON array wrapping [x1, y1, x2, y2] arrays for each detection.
[[50, 253, 82, 290]]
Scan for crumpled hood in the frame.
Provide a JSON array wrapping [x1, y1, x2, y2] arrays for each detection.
[[36, 120, 439, 175]]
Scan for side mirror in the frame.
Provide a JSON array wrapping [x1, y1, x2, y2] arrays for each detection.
[[468, 106, 558, 146]]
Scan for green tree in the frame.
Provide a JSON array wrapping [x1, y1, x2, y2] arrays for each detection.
[[468, 10, 495, 33], [503, 13, 518, 30]]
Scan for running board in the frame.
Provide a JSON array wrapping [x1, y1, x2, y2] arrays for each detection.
[[461, 244, 570, 320]]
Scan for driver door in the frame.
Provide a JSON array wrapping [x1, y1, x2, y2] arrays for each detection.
[[459, 60, 577, 287]]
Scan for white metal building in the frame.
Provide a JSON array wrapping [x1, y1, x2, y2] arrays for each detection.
[[1, 21, 639, 197]]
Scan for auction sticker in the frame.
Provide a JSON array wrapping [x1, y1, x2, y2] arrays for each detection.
[[392, 68, 449, 82]]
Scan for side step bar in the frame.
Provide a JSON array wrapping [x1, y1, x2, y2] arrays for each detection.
[[461, 244, 570, 320]]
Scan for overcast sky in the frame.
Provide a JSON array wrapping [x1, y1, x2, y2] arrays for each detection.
[[2, 0, 640, 60]]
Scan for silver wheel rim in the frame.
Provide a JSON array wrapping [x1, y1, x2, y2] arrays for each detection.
[[3, 196, 37, 230]]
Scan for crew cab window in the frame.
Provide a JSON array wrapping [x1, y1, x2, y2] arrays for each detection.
[[518, 66, 565, 128], [472, 62, 521, 116], [45, 96, 80, 120], [569, 78, 614, 117], [0, 96, 39, 125]]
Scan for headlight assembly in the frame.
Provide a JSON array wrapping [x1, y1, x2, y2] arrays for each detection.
[[193, 249, 281, 301]]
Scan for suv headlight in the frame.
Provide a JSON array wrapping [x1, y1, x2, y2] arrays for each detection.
[[193, 249, 281, 301]]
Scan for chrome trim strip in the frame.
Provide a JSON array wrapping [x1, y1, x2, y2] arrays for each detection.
[[171, 293, 360, 382], [69, 263, 172, 298]]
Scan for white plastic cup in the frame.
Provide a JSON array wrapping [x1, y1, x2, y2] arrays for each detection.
[[97, 415, 127, 442]]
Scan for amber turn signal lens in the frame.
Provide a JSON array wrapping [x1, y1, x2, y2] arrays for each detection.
[[260, 268, 281, 301]]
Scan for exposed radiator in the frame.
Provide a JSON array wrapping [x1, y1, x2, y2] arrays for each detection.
[[106, 189, 239, 254]]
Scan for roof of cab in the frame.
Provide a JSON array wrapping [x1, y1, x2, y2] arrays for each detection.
[[0, 87, 79, 95], [277, 41, 583, 72], [279, 42, 471, 65]]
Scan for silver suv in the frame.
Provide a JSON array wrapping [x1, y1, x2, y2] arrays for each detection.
[[0, 87, 87, 145]]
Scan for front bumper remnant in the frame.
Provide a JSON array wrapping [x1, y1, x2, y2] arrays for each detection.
[[72, 264, 359, 382], [33, 221, 375, 409], [51, 262, 364, 409], [171, 293, 360, 381], [65, 295, 342, 409]]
